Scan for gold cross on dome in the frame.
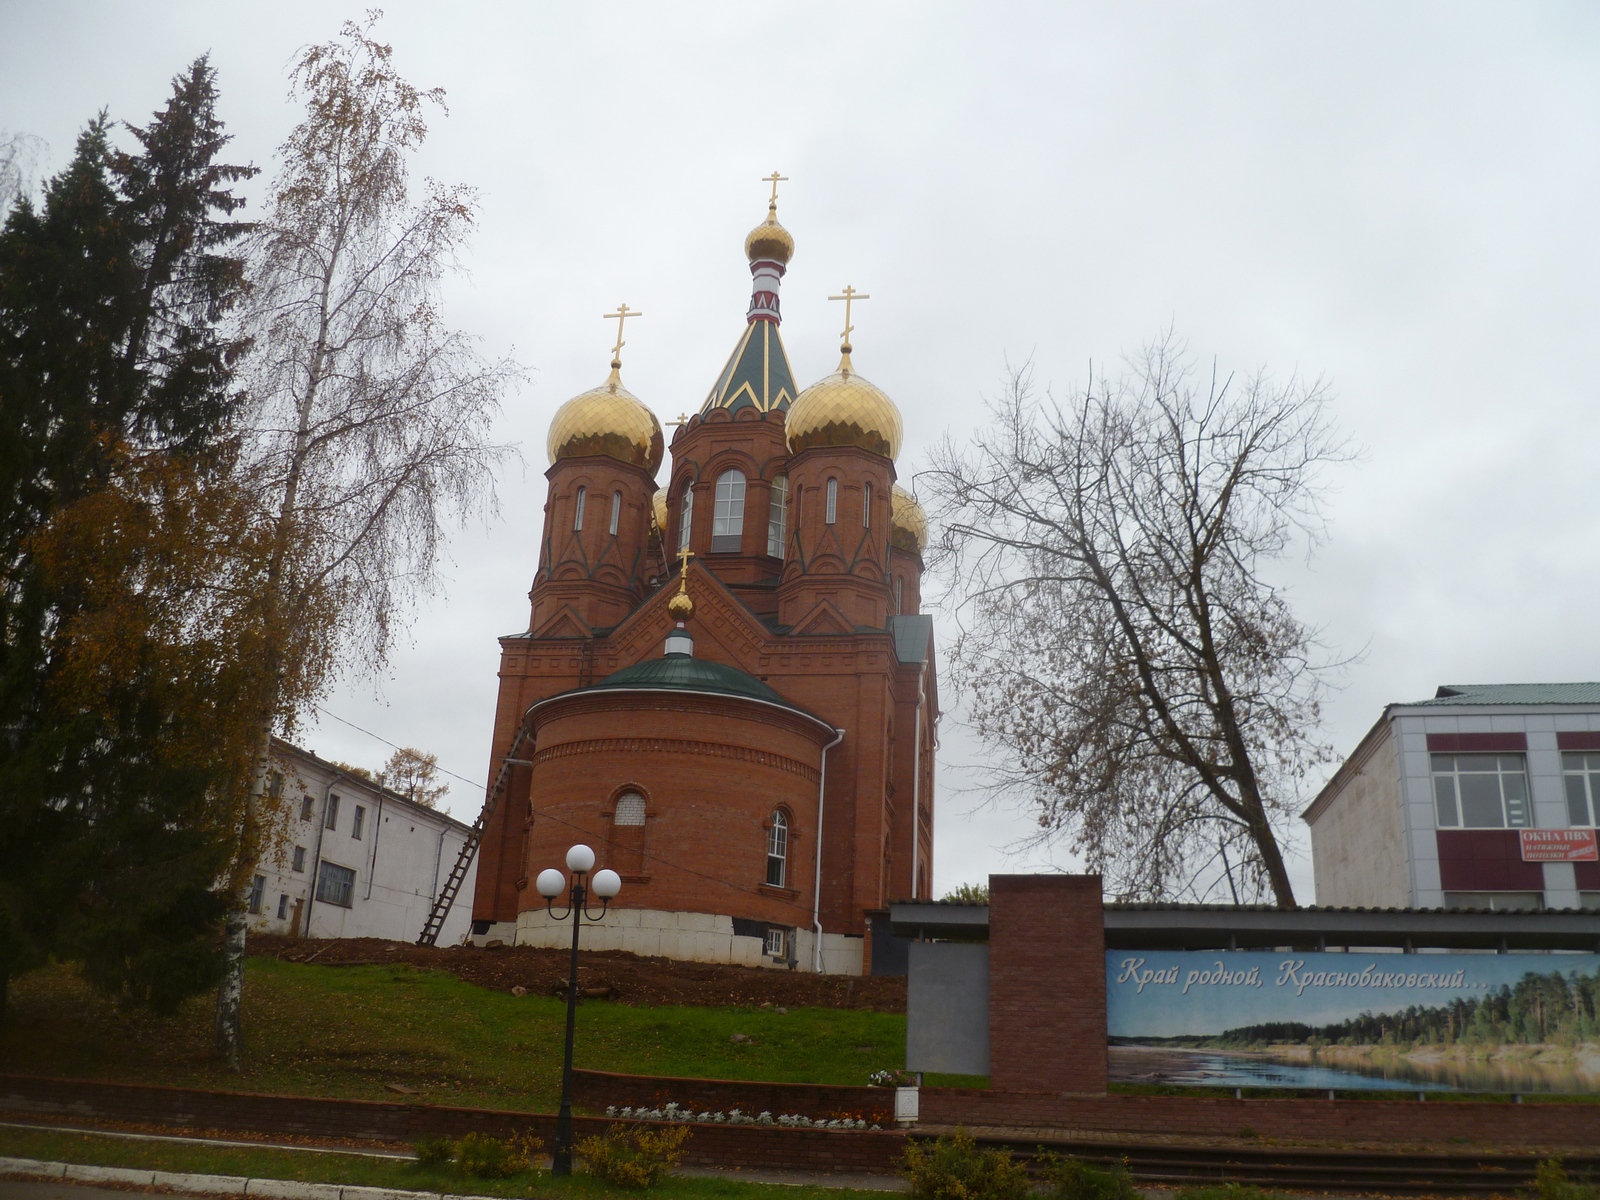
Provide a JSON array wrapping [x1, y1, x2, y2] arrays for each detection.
[[762, 171, 788, 211], [604, 303, 643, 367], [675, 545, 694, 581], [666, 412, 691, 428], [829, 285, 870, 351]]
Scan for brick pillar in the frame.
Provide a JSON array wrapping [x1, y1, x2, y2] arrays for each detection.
[[987, 874, 1107, 1094]]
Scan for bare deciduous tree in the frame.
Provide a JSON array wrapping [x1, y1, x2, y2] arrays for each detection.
[[922, 335, 1350, 908], [213, 16, 521, 1067]]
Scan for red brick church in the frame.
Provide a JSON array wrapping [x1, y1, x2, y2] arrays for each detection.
[[469, 187, 937, 974]]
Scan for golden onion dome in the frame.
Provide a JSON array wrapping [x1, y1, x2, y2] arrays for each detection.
[[546, 366, 664, 475], [785, 350, 903, 460], [651, 487, 668, 533], [890, 484, 928, 554], [744, 208, 795, 266]]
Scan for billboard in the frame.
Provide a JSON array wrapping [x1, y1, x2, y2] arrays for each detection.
[[1107, 950, 1600, 1093]]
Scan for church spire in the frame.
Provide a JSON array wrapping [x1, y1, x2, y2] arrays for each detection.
[[702, 176, 799, 414]]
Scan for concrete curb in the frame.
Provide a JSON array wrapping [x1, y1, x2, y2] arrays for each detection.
[[0, 1158, 504, 1200]]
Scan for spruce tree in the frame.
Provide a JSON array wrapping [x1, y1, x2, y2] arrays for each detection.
[[0, 58, 258, 1023]]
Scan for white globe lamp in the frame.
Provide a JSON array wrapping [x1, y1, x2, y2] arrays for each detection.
[[566, 843, 596, 873], [592, 868, 622, 899], [535, 868, 566, 898]]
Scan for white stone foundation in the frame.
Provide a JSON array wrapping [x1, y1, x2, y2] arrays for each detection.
[[497, 906, 863, 975]]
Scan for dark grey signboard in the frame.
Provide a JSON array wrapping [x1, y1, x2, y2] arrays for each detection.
[[1108, 950, 1600, 1093]]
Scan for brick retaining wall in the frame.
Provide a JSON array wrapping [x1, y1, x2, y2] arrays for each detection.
[[921, 1087, 1600, 1149], [0, 1075, 905, 1174], [570, 1068, 894, 1123]]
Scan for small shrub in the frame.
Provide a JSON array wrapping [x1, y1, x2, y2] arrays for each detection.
[[902, 1129, 1031, 1200], [452, 1131, 541, 1179], [1537, 1160, 1600, 1200], [412, 1136, 455, 1168], [1039, 1153, 1139, 1200], [577, 1122, 691, 1189]]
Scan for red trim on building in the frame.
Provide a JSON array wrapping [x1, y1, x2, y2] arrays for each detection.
[[1426, 733, 1528, 753], [1557, 731, 1600, 751], [1576, 861, 1600, 889], [1436, 830, 1545, 892]]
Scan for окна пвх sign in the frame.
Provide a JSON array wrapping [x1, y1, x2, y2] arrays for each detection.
[[1519, 829, 1598, 861]]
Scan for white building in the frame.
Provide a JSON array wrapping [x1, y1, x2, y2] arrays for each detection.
[[244, 739, 478, 944], [1305, 684, 1600, 911]]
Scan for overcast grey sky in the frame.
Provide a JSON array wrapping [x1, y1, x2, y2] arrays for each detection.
[[5, 2, 1599, 903]]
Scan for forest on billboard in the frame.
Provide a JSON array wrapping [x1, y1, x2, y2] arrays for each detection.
[[1106, 950, 1600, 1093]]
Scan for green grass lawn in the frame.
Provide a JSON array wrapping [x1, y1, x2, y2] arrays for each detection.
[[0, 957, 963, 1112], [0, 1124, 893, 1200]]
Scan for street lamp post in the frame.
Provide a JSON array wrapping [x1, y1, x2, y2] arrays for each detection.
[[536, 844, 621, 1177]]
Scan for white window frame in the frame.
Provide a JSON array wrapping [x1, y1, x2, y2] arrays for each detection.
[[825, 478, 838, 525], [678, 483, 694, 551], [1431, 754, 1532, 829], [573, 486, 586, 531], [1562, 753, 1600, 826], [863, 481, 872, 527], [766, 810, 788, 888], [712, 469, 746, 550], [764, 927, 787, 959], [609, 490, 622, 535], [766, 475, 788, 558], [315, 861, 356, 908]]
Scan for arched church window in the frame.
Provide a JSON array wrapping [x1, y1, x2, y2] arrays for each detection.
[[609, 491, 622, 535], [613, 792, 646, 826], [712, 469, 746, 552], [766, 810, 788, 888], [574, 487, 586, 531], [678, 483, 694, 551], [825, 478, 838, 525], [863, 481, 873, 527], [766, 475, 788, 558], [894, 575, 904, 615]]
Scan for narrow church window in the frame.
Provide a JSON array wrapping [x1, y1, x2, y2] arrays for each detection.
[[894, 576, 904, 614], [825, 478, 838, 524], [767, 810, 788, 887], [609, 490, 622, 535], [863, 481, 872, 527], [573, 487, 586, 531], [613, 791, 646, 826], [678, 483, 694, 551], [766, 475, 788, 558], [712, 469, 746, 552]]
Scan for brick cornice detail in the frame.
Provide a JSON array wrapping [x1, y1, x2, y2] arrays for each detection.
[[534, 736, 820, 783]]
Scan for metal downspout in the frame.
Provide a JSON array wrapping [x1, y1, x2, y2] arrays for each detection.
[[365, 790, 385, 901], [911, 664, 926, 899], [811, 726, 846, 974]]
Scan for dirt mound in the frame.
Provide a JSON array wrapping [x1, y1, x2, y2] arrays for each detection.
[[248, 933, 907, 1013]]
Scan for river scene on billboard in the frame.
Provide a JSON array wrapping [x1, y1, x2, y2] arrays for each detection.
[[1107, 950, 1600, 1093]]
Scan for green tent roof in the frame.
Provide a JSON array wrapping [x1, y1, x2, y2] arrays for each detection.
[[1411, 683, 1600, 706], [701, 320, 797, 414]]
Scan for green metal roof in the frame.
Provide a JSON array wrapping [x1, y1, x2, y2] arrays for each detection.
[[701, 320, 797, 414], [1410, 683, 1600, 707], [578, 653, 832, 728]]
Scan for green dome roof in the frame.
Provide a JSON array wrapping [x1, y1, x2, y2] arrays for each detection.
[[590, 653, 795, 708]]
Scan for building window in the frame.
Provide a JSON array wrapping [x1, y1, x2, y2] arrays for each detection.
[[325, 794, 340, 831], [301, 796, 314, 821], [267, 771, 284, 799], [766, 810, 788, 887], [766, 475, 788, 558], [352, 804, 365, 839], [1562, 753, 1600, 826], [825, 478, 838, 524], [863, 481, 872, 527], [1443, 891, 1543, 911], [678, 483, 694, 551], [765, 927, 787, 959], [894, 576, 904, 614], [712, 469, 746, 552], [573, 486, 586, 531], [613, 791, 646, 826], [292, 845, 306, 872], [247, 874, 266, 915], [315, 861, 356, 908], [1431, 754, 1531, 828], [277, 893, 289, 920], [609, 490, 622, 535]]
